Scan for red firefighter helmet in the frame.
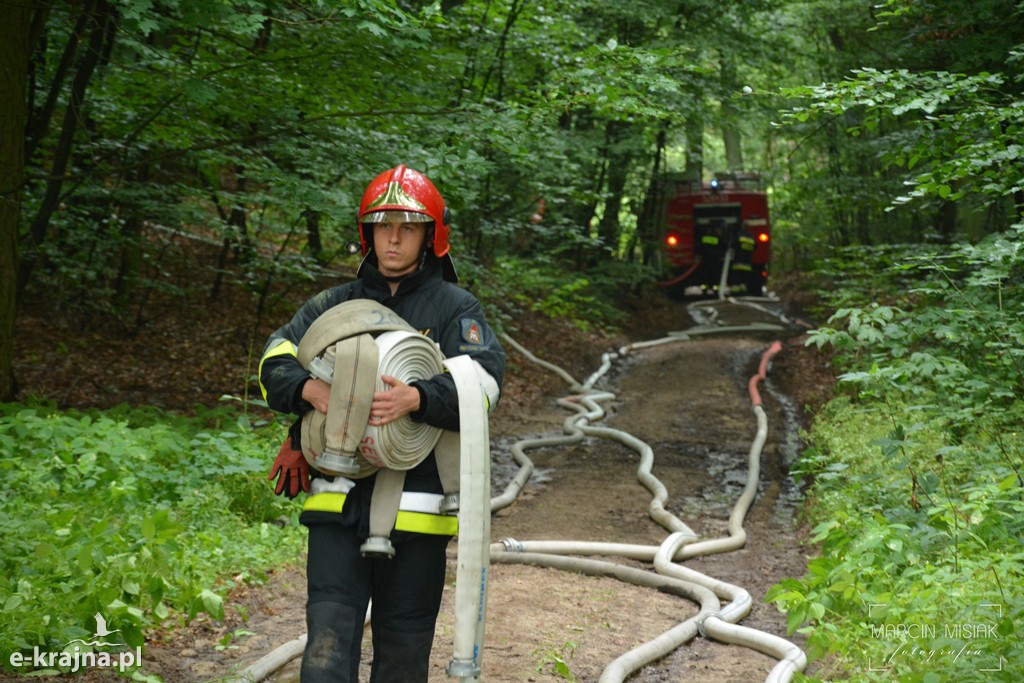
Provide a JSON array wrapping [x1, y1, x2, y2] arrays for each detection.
[[357, 165, 456, 281]]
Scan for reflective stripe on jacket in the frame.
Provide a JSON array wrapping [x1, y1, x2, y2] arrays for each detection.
[[302, 492, 458, 536]]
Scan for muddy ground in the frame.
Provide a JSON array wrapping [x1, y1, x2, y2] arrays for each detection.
[[133, 294, 827, 683]]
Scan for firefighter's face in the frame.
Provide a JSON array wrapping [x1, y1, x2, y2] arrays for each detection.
[[373, 221, 427, 278]]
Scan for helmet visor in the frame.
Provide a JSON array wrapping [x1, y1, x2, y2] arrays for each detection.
[[361, 210, 433, 224]]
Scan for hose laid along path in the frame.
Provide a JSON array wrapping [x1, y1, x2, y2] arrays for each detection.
[[492, 301, 806, 682]]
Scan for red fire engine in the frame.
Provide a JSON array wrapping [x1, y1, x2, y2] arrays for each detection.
[[654, 172, 771, 297]]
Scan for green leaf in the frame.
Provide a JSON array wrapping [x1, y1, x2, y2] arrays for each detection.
[[198, 589, 225, 621]]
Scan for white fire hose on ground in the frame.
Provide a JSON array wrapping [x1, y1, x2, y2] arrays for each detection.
[[491, 329, 806, 682]]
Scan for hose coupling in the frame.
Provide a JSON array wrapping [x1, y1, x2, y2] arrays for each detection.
[[439, 492, 460, 515], [445, 658, 481, 679], [359, 535, 396, 559], [499, 538, 525, 553], [696, 611, 723, 639], [307, 353, 335, 383], [315, 447, 360, 476]]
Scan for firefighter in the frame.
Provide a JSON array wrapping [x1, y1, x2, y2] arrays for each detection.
[[258, 164, 506, 682]]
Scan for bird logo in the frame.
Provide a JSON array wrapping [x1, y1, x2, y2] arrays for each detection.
[[93, 613, 121, 639], [65, 613, 122, 648]]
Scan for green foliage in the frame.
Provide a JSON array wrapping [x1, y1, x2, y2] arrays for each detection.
[[782, 68, 1024, 208], [0, 402, 302, 672], [770, 240, 1024, 681], [771, 0, 1024, 254], [477, 256, 633, 333], [11, 0, 1024, 327], [534, 639, 578, 681], [15, 0, 802, 325], [544, 42, 699, 121]]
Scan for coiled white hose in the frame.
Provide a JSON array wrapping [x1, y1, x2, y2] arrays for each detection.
[[361, 330, 445, 470], [301, 328, 445, 476]]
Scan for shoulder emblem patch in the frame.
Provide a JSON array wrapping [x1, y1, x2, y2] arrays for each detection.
[[461, 319, 482, 345]]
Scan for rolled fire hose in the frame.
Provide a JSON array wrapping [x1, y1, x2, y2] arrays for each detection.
[[296, 301, 446, 477], [307, 330, 451, 556], [294, 300, 456, 558]]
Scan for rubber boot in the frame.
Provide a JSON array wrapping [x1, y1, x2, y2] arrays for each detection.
[[300, 601, 365, 683], [368, 627, 436, 683]]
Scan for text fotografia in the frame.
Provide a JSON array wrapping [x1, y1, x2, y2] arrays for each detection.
[[881, 641, 986, 666], [9, 645, 143, 673]]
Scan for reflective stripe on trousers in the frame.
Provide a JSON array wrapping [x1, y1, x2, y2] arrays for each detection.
[[303, 492, 459, 536]]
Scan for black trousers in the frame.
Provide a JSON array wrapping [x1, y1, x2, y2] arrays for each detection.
[[301, 522, 451, 683]]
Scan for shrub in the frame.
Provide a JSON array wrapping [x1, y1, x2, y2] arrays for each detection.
[[0, 402, 304, 672]]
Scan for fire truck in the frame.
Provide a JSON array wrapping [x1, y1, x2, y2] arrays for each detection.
[[654, 172, 771, 298]]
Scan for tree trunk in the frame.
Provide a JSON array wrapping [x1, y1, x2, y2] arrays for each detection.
[[720, 57, 744, 171], [595, 121, 630, 263], [636, 125, 668, 269], [575, 158, 606, 270], [597, 166, 626, 259], [227, 171, 251, 263], [478, 0, 525, 101], [211, 164, 252, 298], [25, 1, 90, 161], [683, 114, 704, 182], [18, 0, 116, 296], [304, 208, 323, 261], [0, 2, 34, 400], [934, 197, 958, 243]]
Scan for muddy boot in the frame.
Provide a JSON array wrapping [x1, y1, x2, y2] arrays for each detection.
[[368, 627, 435, 683], [300, 601, 365, 683]]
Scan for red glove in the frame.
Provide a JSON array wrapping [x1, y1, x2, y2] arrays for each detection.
[[268, 437, 310, 498]]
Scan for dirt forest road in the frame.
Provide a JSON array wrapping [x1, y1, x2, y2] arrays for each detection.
[[146, 295, 820, 683]]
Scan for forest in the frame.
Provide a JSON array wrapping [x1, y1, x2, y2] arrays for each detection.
[[1, 0, 1022, 681]]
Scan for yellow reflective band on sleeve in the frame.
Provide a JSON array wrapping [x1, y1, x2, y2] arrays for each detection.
[[701, 236, 720, 245], [302, 492, 459, 536], [258, 338, 298, 401]]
